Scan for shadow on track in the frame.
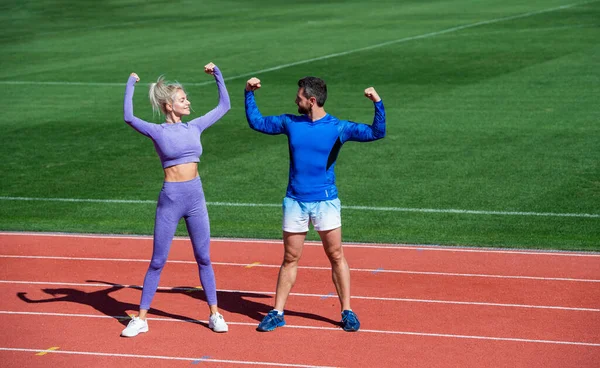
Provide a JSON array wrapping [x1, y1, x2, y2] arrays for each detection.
[[17, 280, 341, 330], [16, 282, 195, 328]]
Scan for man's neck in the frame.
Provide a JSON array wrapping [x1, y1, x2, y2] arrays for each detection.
[[308, 108, 327, 122]]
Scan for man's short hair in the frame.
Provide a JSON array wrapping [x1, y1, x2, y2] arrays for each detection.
[[298, 76, 327, 107]]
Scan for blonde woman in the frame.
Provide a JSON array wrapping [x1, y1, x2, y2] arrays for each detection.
[[121, 62, 230, 336]]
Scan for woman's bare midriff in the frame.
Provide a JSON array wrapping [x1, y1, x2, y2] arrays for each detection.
[[164, 162, 199, 182]]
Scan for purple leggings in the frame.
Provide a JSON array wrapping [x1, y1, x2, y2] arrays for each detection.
[[140, 176, 217, 309]]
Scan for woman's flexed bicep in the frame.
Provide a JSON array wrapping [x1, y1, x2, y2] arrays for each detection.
[[124, 73, 159, 138], [187, 65, 231, 132]]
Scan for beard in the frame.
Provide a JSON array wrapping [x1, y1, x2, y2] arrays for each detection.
[[297, 105, 309, 115]]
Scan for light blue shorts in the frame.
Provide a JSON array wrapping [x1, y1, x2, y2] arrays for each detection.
[[282, 197, 341, 233]]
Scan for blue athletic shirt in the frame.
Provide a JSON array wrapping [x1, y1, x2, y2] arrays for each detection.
[[245, 90, 386, 202]]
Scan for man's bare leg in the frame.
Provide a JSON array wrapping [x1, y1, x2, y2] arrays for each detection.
[[273, 231, 307, 311], [319, 227, 351, 311]]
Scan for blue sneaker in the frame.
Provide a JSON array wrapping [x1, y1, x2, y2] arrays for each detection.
[[257, 310, 285, 332], [341, 310, 360, 332]]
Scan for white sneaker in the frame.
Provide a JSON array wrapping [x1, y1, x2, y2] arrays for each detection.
[[121, 316, 149, 337], [209, 313, 228, 333]]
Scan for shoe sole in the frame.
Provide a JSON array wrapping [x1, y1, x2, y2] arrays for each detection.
[[342, 321, 360, 332], [257, 320, 286, 332], [210, 326, 229, 333], [121, 327, 149, 337]]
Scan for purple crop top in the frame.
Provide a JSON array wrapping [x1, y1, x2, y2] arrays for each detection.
[[123, 67, 230, 168]]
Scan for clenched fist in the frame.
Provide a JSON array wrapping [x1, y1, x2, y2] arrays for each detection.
[[246, 77, 261, 92], [204, 62, 216, 75], [364, 87, 381, 102]]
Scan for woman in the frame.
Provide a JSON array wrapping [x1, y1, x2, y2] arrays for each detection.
[[121, 62, 230, 336]]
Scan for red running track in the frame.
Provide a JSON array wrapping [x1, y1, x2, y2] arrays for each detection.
[[0, 232, 599, 367]]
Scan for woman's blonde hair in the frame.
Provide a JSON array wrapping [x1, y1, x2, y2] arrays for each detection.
[[148, 76, 185, 116]]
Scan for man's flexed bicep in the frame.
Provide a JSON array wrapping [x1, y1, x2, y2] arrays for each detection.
[[339, 87, 386, 142], [340, 105, 386, 143], [244, 79, 287, 135]]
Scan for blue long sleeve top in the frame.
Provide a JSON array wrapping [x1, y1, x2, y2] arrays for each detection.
[[123, 67, 230, 168], [245, 90, 386, 201]]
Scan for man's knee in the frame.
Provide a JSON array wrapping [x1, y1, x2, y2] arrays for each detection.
[[325, 246, 344, 263], [282, 231, 306, 266], [283, 250, 301, 265]]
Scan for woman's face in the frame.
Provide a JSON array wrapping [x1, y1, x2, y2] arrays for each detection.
[[170, 89, 191, 116]]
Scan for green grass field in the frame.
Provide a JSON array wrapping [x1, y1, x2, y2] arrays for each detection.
[[0, 0, 598, 250]]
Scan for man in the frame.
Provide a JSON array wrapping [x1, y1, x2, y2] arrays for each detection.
[[244, 76, 386, 332]]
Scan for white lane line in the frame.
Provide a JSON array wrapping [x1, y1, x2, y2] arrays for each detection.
[[0, 2, 595, 87], [1, 254, 598, 282], [347, 205, 599, 218], [13, 253, 600, 283], [1, 280, 598, 312], [210, 2, 597, 85], [340, 243, 600, 257], [449, 23, 600, 37], [2, 231, 599, 257], [0, 81, 124, 86], [0, 346, 337, 368], [1, 311, 599, 347], [1, 196, 598, 218]]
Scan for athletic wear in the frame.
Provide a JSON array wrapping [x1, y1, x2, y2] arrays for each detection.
[[124, 67, 230, 168], [257, 310, 286, 332], [140, 177, 217, 309], [282, 197, 341, 232], [246, 89, 384, 330], [245, 90, 385, 202], [121, 316, 149, 337], [341, 310, 360, 332], [123, 68, 230, 312], [209, 312, 229, 333]]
